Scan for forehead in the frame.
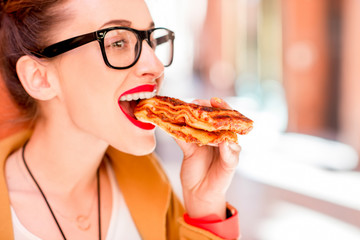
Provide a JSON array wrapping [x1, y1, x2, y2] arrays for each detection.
[[59, 0, 153, 36]]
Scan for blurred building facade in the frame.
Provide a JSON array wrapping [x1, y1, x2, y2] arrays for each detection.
[[283, 0, 360, 169], [187, 0, 360, 168]]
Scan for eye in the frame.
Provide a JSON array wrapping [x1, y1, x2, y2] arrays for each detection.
[[105, 37, 129, 49], [111, 39, 126, 48]]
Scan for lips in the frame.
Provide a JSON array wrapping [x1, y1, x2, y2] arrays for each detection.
[[118, 84, 156, 130]]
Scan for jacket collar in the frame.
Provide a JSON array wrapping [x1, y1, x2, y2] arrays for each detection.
[[0, 130, 31, 239], [0, 130, 172, 240], [107, 147, 172, 239]]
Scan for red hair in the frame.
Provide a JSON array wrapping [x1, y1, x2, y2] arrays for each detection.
[[0, 0, 67, 122]]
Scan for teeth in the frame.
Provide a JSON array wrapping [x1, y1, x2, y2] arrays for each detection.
[[120, 91, 156, 101], [139, 92, 145, 99]]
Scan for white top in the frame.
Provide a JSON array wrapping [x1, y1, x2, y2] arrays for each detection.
[[11, 161, 142, 240]]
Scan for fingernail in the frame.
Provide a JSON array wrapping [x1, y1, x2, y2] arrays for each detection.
[[227, 141, 241, 153], [213, 97, 223, 104]]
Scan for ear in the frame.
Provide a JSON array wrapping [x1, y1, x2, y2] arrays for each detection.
[[16, 55, 58, 101]]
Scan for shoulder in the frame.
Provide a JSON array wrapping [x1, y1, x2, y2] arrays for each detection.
[[4, 148, 23, 192], [0, 130, 32, 239]]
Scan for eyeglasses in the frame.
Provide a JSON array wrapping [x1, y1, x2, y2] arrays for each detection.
[[32, 27, 175, 70]]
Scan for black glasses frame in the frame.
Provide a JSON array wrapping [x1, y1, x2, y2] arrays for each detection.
[[32, 27, 175, 70]]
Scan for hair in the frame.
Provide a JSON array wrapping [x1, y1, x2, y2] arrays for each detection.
[[0, 0, 68, 122]]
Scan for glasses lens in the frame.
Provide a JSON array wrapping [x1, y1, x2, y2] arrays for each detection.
[[104, 29, 139, 68], [151, 29, 174, 67]]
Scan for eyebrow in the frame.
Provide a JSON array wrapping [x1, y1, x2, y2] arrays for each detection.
[[100, 20, 155, 29]]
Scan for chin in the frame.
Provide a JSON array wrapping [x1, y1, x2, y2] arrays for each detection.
[[131, 144, 156, 156], [111, 134, 156, 156], [129, 141, 156, 156]]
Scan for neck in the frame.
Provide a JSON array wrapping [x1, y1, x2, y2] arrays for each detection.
[[23, 116, 109, 197]]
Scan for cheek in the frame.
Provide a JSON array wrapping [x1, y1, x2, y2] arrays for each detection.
[[57, 43, 109, 100], [57, 43, 117, 118], [59, 59, 113, 128], [55, 49, 157, 155]]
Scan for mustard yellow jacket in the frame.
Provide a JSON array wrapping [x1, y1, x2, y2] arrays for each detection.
[[0, 130, 225, 240]]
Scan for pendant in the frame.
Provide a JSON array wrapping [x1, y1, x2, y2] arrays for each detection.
[[76, 215, 91, 231]]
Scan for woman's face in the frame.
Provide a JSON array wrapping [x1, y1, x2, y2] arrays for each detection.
[[48, 0, 164, 155]]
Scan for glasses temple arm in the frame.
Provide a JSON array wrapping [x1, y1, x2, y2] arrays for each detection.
[[34, 32, 98, 58]]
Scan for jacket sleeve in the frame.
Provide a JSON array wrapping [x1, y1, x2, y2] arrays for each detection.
[[177, 218, 227, 240], [166, 190, 239, 240]]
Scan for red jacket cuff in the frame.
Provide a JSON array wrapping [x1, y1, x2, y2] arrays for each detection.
[[183, 203, 240, 240]]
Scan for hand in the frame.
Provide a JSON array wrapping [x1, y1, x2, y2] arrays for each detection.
[[175, 97, 241, 220]]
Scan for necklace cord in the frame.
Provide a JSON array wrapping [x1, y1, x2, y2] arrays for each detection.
[[97, 166, 102, 240], [21, 141, 101, 240]]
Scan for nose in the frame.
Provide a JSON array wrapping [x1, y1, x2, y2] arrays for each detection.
[[133, 40, 164, 79]]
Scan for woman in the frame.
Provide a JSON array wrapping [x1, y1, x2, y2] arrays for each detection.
[[0, 0, 241, 239]]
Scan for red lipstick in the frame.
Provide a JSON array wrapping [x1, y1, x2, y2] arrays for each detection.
[[118, 84, 156, 130], [121, 84, 156, 96]]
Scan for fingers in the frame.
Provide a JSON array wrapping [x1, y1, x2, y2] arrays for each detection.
[[173, 137, 200, 159], [192, 97, 232, 110], [219, 141, 241, 171], [192, 99, 211, 107], [210, 97, 232, 109]]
